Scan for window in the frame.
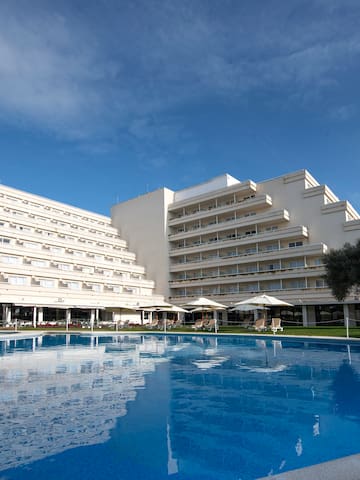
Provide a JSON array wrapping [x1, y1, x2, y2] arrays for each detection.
[[31, 259, 48, 267], [289, 241, 303, 248], [82, 266, 94, 274], [16, 225, 31, 232], [9, 276, 28, 285], [0, 237, 10, 245], [67, 282, 80, 290], [58, 263, 73, 271], [40, 279, 55, 288], [246, 265, 257, 272], [316, 279, 325, 288], [265, 244, 278, 251], [50, 246, 63, 254], [267, 263, 280, 271], [287, 279, 306, 289], [1, 255, 21, 264], [267, 281, 281, 290], [24, 241, 41, 250], [288, 260, 305, 268], [313, 258, 323, 266]]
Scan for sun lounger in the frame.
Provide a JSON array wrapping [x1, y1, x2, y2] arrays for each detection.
[[254, 318, 267, 332], [205, 319, 216, 331], [146, 319, 160, 329], [192, 319, 205, 330], [270, 317, 283, 334]]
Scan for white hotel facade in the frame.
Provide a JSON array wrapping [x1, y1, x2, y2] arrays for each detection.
[[1, 169, 360, 327], [112, 169, 360, 327], [0, 184, 164, 327]]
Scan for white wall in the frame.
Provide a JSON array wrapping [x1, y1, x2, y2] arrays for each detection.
[[111, 188, 175, 297], [257, 171, 360, 249]]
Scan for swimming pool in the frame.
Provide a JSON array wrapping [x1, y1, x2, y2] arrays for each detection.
[[0, 333, 359, 479]]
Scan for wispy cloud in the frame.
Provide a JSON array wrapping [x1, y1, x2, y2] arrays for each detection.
[[0, 0, 359, 145]]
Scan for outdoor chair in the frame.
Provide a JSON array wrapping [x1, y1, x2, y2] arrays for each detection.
[[146, 319, 160, 329], [192, 319, 205, 330], [254, 318, 267, 332], [118, 320, 130, 329], [270, 317, 283, 334], [205, 319, 216, 331]]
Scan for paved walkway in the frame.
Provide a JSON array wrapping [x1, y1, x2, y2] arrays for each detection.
[[257, 453, 360, 480]]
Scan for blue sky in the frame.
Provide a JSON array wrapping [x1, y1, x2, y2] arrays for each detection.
[[0, 0, 360, 215]]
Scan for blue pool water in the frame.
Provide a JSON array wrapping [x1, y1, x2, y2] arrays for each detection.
[[0, 333, 360, 479]]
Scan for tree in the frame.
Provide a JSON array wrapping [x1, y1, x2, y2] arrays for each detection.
[[323, 240, 360, 302]]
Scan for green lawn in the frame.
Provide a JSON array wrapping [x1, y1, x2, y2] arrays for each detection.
[[217, 326, 360, 338], [13, 325, 360, 338]]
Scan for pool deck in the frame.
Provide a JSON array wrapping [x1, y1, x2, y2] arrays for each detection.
[[0, 330, 45, 341], [257, 453, 360, 480]]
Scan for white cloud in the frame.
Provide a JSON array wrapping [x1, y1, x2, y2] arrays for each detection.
[[0, 0, 359, 143]]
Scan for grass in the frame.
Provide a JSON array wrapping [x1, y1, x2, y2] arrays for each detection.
[[218, 326, 360, 338], [11, 325, 360, 338]]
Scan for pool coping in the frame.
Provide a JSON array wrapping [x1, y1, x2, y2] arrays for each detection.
[[0, 331, 44, 341], [257, 453, 360, 479]]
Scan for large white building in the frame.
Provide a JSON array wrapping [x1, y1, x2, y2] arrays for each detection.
[[1, 169, 360, 328], [0, 184, 164, 327], [112, 169, 360, 326]]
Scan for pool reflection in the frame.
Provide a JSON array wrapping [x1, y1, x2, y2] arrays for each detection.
[[0, 334, 359, 480]]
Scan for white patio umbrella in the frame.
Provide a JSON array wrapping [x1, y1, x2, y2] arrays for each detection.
[[182, 297, 227, 333], [183, 297, 227, 309], [233, 294, 293, 308], [139, 302, 188, 330], [164, 305, 189, 330], [166, 305, 189, 313], [138, 300, 174, 309], [233, 294, 293, 326], [230, 304, 269, 312]]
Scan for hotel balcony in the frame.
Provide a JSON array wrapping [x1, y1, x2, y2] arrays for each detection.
[[0, 213, 128, 251], [168, 180, 257, 218], [169, 264, 325, 288], [169, 285, 334, 305], [168, 193, 271, 227], [0, 194, 119, 236], [169, 242, 327, 272], [169, 209, 291, 254], [169, 224, 308, 259]]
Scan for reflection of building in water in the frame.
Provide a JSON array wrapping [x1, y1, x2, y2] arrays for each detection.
[[0, 335, 167, 472], [168, 338, 360, 478]]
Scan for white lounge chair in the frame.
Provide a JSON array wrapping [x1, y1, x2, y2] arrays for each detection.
[[146, 319, 160, 329], [192, 319, 205, 330], [205, 319, 216, 331], [270, 317, 283, 334], [254, 318, 267, 332]]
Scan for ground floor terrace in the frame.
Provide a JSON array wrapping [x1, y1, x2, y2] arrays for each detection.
[[1, 301, 360, 329], [0, 304, 148, 329]]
